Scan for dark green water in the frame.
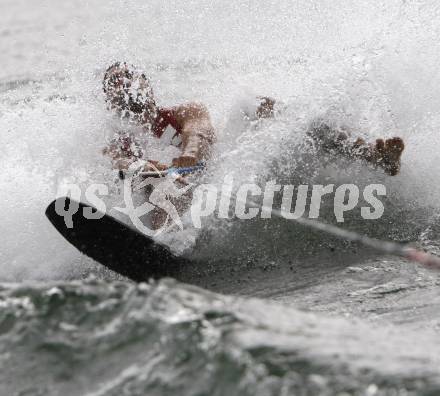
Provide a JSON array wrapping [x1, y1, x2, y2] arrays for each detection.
[[1, 276, 440, 396]]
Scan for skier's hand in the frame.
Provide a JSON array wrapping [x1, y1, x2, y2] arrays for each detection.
[[143, 160, 169, 172], [172, 155, 198, 168]]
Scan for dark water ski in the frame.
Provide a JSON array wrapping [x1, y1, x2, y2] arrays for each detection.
[[45, 198, 401, 299], [45, 197, 193, 282]]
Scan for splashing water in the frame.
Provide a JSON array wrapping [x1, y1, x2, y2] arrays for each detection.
[[2, 1, 440, 393]]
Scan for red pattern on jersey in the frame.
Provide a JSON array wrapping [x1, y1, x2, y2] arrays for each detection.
[[152, 108, 181, 138]]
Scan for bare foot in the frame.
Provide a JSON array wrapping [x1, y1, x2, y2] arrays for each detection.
[[308, 122, 405, 176], [372, 137, 405, 176]]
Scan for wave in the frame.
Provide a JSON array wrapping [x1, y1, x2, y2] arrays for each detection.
[[0, 278, 439, 396]]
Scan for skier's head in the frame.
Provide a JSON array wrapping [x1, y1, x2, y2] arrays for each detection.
[[103, 62, 157, 125]]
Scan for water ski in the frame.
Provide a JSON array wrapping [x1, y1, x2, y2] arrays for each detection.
[[45, 197, 192, 282]]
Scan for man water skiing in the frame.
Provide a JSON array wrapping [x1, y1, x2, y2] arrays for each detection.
[[101, 62, 404, 229], [102, 62, 216, 173], [102, 61, 404, 177], [102, 61, 222, 230]]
